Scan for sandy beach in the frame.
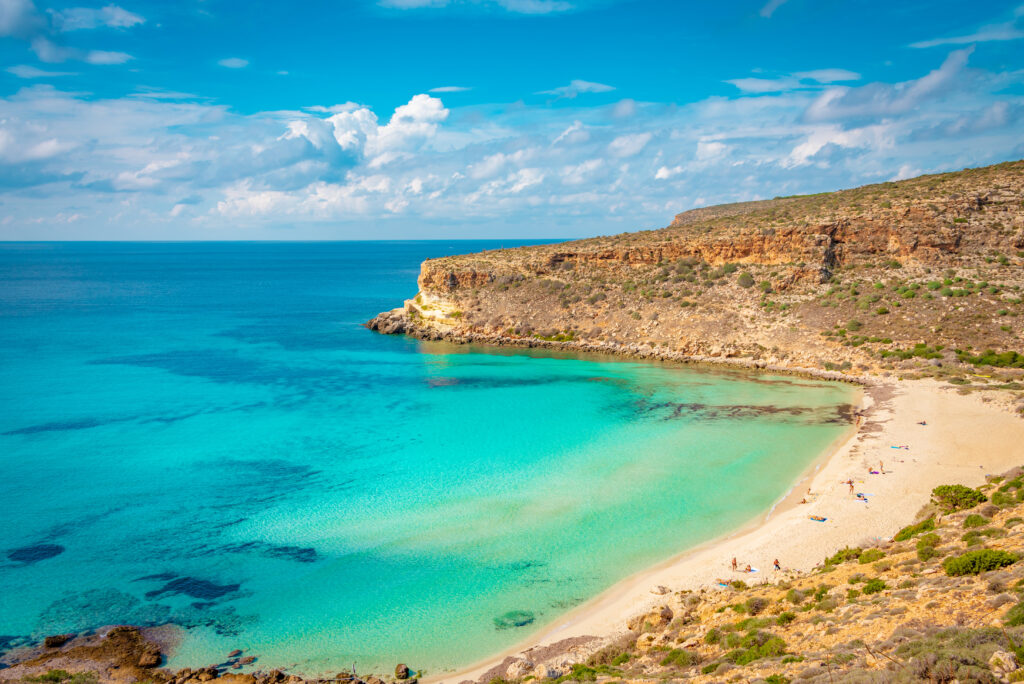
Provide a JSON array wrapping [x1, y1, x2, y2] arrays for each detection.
[[432, 378, 1024, 683]]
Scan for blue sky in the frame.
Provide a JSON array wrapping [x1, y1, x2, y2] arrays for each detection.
[[1, 0, 1023, 239]]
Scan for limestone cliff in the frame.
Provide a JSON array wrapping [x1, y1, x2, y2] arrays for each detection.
[[368, 160, 1024, 389]]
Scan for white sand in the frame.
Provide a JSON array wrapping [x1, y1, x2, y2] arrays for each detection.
[[430, 379, 1024, 683]]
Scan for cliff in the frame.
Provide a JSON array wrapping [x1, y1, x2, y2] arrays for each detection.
[[369, 160, 1024, 391]]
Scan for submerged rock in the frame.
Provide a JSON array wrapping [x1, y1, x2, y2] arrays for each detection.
[[493, 610, 535, 630], [43, 633, 73, 648]]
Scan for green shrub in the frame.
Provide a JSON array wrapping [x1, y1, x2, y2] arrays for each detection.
[[730, 580, 748, 590], [659, 648, 698, 667], [705, 628, 721, 645], [745, 597, 768, 616], [917, 533, 940, 549], [847, 588, 861, 600], [765, 676, 791, 684], [824, 547, 862, 565], [859, 549, 885, 564], [932, 485, 987, 512], [943, 550, 1018, 576], [895, 517, 936, 541], [700, 663, 718, 674], [1007, 517, 1024, 528], [785, 589, 805, 604], [776, 612, 796, 626], [737, 272, 754, 288], [610, 653, 630, 666], [1005, 602, 1024, 627], [964, 514, 990, 528], [725, 631, 787, 665], [918, 546, 939, 562], [862, 579, 887, 595]]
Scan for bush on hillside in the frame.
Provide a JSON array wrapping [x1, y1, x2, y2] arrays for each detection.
[[943, 550, 1018, 576], [932, 485, 987, 513], [895, 517, 936, 541]]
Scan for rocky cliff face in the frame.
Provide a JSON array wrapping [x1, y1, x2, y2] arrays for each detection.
[[369, 160, 1024, 386]]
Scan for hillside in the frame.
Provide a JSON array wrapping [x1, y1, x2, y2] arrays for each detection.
[[369, 160, 1024, 399]]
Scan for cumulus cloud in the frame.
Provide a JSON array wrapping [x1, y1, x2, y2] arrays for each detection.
[[378, 0, 572, 12], [795, 69, 861, 83], [608, 132, 652, 157], [539, 79, 614, 99], [0, 47, 1021, 236], [910, 6, 1024, 48], [6, 64, 76, 78], [1, 0, 140, 64], [218, 57, 249, 69], [804, 47, 974, 122], [49, 4, 144, 31]]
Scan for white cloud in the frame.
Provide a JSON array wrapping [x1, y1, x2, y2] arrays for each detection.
[[429, 86, 471, 92], [6, 64, 76, 78], [726, 77, 799, 93], [759, 0, 789, 18], [805, 47, 974, 122], [910, 7, 1024, 49], [552, 120, 588, 145], [31, 35, 132, 63], [695, 141, 727, 160], [608, 132, 652, 157], [379, 0, 571, 13], [539, 79, 614, 99], [218, 57, 249, 69], [50, 5, 144, 31], [0, 47, 1022, 238], [0, 0, 44, 38], [795, 69, 861, 83]]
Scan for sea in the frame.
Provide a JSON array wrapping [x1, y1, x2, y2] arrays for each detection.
[[0, 242, 857, 675]]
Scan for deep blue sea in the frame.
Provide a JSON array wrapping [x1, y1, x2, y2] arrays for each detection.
[[0, 242, 856, 675]]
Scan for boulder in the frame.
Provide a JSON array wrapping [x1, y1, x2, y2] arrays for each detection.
[[394, 664, 410, 680], [505, 659, 533, 679], [138, 650, 162, 668], [531, 664, 562, 680], [238, 656, 256, 665], [626, 605, 673, 631], [990, 650, 1019, 675], [43, 634, 73, 648], [228, 650, 243, 658], [650, 586, 670, 595]]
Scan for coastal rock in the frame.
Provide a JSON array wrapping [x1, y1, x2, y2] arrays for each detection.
[[394, 663, 410, 680], [43, 634, 73, 648], [228, 649, 243, 658], [531, 663, 562, 679], [650, 585, 670, 595], [626, 605, 672, 631], [238, 656, 256, 665], [990, 650, 1019, 675], [504, 659, 533, 678], [138, 649, 162, 668]]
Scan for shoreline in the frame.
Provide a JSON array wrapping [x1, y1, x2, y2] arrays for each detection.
[[428, 377, 1024, 683]]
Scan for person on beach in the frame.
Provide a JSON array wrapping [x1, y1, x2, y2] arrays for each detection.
[[731, 557, 738, 571], [774, 559, 781, 571], [744, 564, 752, 573], [880, 460, 885, 474], [847, 479, 855, 494]]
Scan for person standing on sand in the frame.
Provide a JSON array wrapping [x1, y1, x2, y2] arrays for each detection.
[[848, 479, 855, 494], [774, 559, 781, 571], [731, 557, 738, 571], [880, 460, 885, 474]]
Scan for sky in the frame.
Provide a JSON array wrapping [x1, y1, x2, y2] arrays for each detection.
[[0, 0, 1022, 240]]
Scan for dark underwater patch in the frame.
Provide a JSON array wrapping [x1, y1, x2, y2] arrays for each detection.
[[2, 418, 113, 436], [494, 610, 535, 630], [264, 545, 319, 563], [144, 576, 240, 601], [637, 400, 855, 425], [7, 544, 64, 564]]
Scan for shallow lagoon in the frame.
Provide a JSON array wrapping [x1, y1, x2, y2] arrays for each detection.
[[0, 242, 856, 673]]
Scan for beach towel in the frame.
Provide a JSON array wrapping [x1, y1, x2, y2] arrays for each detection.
[[809, 515, 827, 522]]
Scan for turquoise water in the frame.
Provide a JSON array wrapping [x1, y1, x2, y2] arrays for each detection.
[[0, 242, 856, 675]]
